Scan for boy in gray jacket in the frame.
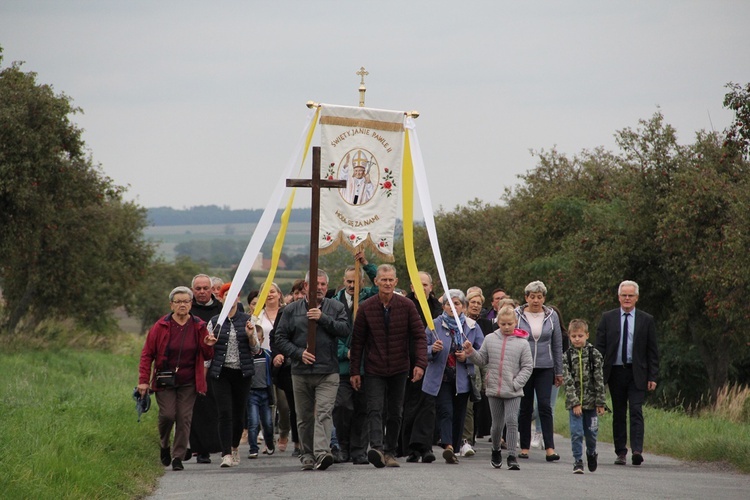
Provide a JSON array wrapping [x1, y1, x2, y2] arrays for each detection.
[[464, 305, 533, 470], [563, 319, 606, 474]]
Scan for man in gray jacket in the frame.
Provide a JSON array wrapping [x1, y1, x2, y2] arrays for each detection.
[[274, 270, 350, 471]]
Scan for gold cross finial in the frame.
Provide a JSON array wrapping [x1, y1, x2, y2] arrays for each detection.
[[357, 66, 368, 86]]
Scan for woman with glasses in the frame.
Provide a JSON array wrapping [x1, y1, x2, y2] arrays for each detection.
[[137, 286, 215, 471]]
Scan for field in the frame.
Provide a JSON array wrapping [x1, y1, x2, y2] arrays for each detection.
[[143, 222, 311, 261]]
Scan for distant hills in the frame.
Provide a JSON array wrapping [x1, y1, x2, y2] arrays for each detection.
[[147, 205, 312, 226]]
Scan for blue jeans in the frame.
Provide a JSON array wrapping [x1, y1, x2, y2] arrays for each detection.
[[247, 389, 275, 454], [569, 408, 598, 461]]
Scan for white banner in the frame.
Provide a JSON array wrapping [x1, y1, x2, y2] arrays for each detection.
[[319, 104, 404, 261]]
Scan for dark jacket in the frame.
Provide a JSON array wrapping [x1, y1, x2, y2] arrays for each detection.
[[139, 313, 213, 393], [595, 308, 659, 390], [207, 312, 257, 379], [274, 298, 350, 375], [350, 293, 428, 377], [191, 296, 223, 322]]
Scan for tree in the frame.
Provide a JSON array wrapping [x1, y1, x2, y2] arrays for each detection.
[[0, 50, 153, 333], [400, 104, 750, 406], [126, 257, 203, 333]]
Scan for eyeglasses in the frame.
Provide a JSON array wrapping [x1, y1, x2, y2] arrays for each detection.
[[619, 294, 636, 299], [172, 300, 192, 305]]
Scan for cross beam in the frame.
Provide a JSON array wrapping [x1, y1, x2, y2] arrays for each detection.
[[286, 146, 347, 355]]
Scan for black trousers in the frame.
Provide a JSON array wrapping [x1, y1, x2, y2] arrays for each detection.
[[211, 367, 252, 456], [275, 366, 300, 444], [609, 365, 646, 456], [333, 374, 368, 459], [365, 373, 408, 455]]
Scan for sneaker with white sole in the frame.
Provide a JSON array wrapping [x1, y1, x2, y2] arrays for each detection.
[[530, 431, 543, 449], [460, 440, 475, 457], [231, 449, 240, 466], [220, 454, 233, 468]]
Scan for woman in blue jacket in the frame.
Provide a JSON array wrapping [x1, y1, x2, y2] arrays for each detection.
[[421, 289, 484, 464]]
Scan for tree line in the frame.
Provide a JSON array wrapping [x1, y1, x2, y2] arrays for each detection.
[[1, 47, 747, 407]]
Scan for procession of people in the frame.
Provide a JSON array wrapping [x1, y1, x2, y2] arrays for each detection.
[[138, 264, 659, 475]]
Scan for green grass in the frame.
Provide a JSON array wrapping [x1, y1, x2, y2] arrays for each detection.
[[0, 344, 162, 499], [553, 393, 750, 473]]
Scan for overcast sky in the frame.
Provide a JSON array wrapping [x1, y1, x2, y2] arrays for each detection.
[[2, 1, 749, 214]]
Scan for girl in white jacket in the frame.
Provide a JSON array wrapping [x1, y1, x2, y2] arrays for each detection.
[[464, 305, 533, 470]]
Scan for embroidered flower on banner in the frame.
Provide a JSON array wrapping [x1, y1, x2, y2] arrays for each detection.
[[348, 233, 363, 245], [325, 162, 336, 181], [378, 238, 389, 249], [380, 167, 396, 197], [322, 231, 333, 243]]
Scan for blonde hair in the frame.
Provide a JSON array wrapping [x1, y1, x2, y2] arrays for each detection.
[[497, 305, 516, 322]]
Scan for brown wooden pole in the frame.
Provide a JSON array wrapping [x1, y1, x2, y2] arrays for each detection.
[[306, 147, 321, 355], [286, 146, 346, 356]]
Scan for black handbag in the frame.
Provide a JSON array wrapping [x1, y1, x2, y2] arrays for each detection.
[[155, 370, 177, 388]]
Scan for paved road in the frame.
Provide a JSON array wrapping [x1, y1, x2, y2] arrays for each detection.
[[149, 434, 749, 499]]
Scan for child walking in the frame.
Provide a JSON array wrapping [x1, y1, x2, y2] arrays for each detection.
[[247, 329, 276, 458], [563, 319, 606, 474], [464, 305, 532, 470]]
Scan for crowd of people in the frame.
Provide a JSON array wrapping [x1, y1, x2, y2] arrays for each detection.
[[137, 255, 659, 475]]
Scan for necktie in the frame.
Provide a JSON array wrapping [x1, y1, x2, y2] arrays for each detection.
[[621, 312, 630, 365]]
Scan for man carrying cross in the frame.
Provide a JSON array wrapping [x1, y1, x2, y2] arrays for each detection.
[[273, 269, 349, 471]]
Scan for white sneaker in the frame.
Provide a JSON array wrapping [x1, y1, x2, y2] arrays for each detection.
[[231, 449, 240, 466], [459, 440, 475, 457], [220, 454, 233, 468], [530, 431, 543, 450]]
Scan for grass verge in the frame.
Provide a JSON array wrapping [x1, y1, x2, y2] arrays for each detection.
[[553, 392, 750, 473], [0, 339, 162, 499]]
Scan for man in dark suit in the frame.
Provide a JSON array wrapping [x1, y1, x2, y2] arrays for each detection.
[[596, 280, 659, 466]]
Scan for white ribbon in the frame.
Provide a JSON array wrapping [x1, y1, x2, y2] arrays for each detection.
[[214, 108, 317, 329], [405, 118, 464, 337]]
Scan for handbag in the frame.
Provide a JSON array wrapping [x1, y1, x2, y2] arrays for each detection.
[[155, 370, 177, 388]]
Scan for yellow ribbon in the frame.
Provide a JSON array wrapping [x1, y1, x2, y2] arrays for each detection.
[[253, 106, 321, 316], [402, 129, 436, 332]]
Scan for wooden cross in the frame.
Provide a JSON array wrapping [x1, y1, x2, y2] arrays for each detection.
[[286, 146, 346, 355]]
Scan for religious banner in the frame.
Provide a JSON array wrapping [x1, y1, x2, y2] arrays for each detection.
[[318, 104, 405, 261]]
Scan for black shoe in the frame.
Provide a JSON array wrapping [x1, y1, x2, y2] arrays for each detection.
[[614, 454, 627, 465], [406, 451, 420, 463], [315, 452, 334, 471], [507, 455, 520, 470], [292, 447, 301, 458], [421, 450, 436, 463], [160, 447, 171, 467], [491, 449, 502, 469], [545, 453, 561, 462], [368, 449, 386, 468], [183, 448, 192, 461], [586, 452, 598, 472], [573, 460, 584, 474], [352, 455, 369, 465], [332, 450, 342, 464], [632, 453, 644, 466], [171, 457, 184, 471], [339, 450, 350, 463], [196, 454, 211, 464]]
